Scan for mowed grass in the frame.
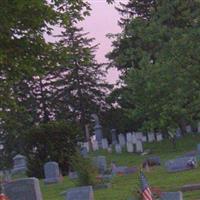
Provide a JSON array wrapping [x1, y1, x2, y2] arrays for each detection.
[[41, 134, 200, 200]]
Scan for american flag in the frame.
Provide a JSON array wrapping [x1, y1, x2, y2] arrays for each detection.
[[140, 171, 153, 200]]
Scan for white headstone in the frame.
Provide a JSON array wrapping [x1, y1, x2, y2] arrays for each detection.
[[126, 133, 132, 143], [118, 134, 126, 147], [136, 132, 143, 140], [156, 133, 163, 142], [148, 132, 155, 142], [115, 144, 122, 154], [136, 141, 143, 153], [102, 138, 109, 150], [141, 136, 147, 142], [126, 142, 134, 153], [92, 140, 99, 151], [132, 133, 137, 144]]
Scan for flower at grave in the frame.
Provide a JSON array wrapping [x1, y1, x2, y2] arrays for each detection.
[[0, 193, 9, 200]]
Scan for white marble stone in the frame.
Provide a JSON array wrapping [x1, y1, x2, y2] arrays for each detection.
[[148, 132, 155, 142], [126, 142, 134, 153], [126, 132, 132, 143], [115, 144, 122, 154], [102, 138, 109, 150], [118, 134, 126, 147], [92, 140, 99, 151], [156, 133, 163, 142], [132, 133, 137, 144], [136, 141, 143, 153]]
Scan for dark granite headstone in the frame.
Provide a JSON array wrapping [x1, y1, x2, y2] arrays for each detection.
[[143, 156, 161, 168], [160, 192, 183, 200], [44, 161, 61, 184], [111, 129, 117, 145], [4, 178, 43, 200], [66, 186, 94, 200], [165, 156, 197, 172]]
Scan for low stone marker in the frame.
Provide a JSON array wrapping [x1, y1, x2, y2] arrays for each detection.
[[181, 183, 200, 192], [165, 156, 197, 172], [160, 191, 183, 200], [102, 138, 109, 150], [4, 178, 43, 200], [68, 171, 78, 180], [92, 140, 99, 151], [44, 161, 62, 184], [143, 156, 161, 168], [66, 186, 94, 200], [12, 154, 27, 174], [135, 140, 143, 153]]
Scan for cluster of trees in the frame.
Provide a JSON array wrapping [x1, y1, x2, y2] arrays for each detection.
[[0, 0, 111, 172], [107, 0, 200, 133]]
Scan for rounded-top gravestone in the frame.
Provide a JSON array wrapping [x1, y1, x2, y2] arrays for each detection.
[[44, 161, 62, 184], [12, 154, 27, 174]]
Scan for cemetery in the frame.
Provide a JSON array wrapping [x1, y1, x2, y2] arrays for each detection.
[[1, 0, 200, 200]]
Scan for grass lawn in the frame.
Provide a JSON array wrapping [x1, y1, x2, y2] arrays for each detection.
[[41, 134, 200, 200]]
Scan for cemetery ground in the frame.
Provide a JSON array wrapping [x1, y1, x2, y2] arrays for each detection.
[[40, 135, 200, 200]]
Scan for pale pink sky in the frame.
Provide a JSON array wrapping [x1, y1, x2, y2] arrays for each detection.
[[81, 0, 124, 84]]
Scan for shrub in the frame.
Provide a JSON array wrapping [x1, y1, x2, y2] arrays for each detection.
[[23, 120, 81, 178]]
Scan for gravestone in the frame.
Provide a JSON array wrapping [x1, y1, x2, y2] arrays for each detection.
[[44, 161, 61, 184], [165, 156, 197, 172], [143, 156, 161, 167], [136, 132, 143, 140], [68, 171, 78, 180], [176, 128, 182, 138], [83, 142, 90, 152], [111, 129, 117, 145], [136, 140, 143, 153], [132, 133, 137, 144], [93, 156, 107, 174], [186, 125, 192, 133], [115, 144, 122, 154], [126, 142, 134, 153], [160, 191, 183, 200], [12, 154, 27, 174], [66, 186, 94, 200], [92, 140, 99, 151], [80, 147, 88, 157], [4, 178, 43, 200], [91, 114, 103, 146], [118, 134, 126, 147], [102, 138, 109, 150], [126, 133, 132, 143], [142, 136, 147, 142], [147, 132, 155, 142], [198, 122, 200, 133], [156, 133, 163, 142]]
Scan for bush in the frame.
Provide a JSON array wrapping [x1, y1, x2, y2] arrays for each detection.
[[23, 120, 81, 178], [70, 153, 98, 186]]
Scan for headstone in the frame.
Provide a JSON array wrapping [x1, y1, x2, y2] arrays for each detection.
[[126, 142, 134, 153], [80, 147, 88, 157], [176, 128, 182, 138], [147, 133, 155, 142], [66, 186, 94, 200], [92, 140, 99, 151], [111, 129, 117, 145], [156, 133, 163, 142], [165, 156, 197, 172], [198, 122, 200, 133], [143, 156, 161, 167], [141, 136, 147, 142], [12, 154, 27, 174], [102, 138, 109, 150], [3, 170, 12, 182], [186, 125, 192, 133], [91, 114, 103, 146], [115, 144, 122, 154], [126, 133, 132, 143], [132, 133, 137, 144], [118, 134, 126, 147], [136, 132, 143, 140], [44, 161, 61, 184], [4, 178, 43, 200], [93, 156, 107, 174], [136, 140, 143, 153], [83, 142, 90, 152], [68, 171, 78, 180], [160, 191, 183, 200], [181, 183, 200, 192]]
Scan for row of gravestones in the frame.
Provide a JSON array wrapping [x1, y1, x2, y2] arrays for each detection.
[[81, 132, 163, 155]]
